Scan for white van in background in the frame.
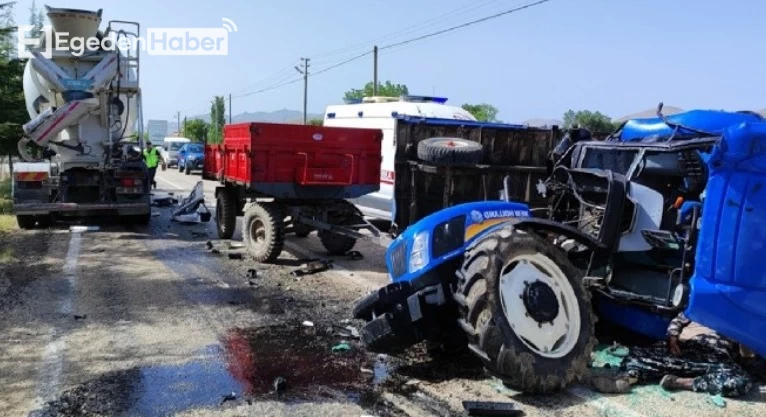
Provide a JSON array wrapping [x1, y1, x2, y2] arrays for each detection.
[[323, 95, 477, 220], [159, 137, 191, 167]]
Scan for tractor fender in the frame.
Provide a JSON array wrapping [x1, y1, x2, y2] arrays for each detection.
[[511, 217, 607, 251]]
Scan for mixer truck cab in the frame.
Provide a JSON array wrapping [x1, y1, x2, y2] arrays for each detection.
[[323, 96, 476, 221]]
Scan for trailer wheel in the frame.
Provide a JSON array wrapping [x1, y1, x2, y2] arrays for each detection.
[[216, 190, 237, 239], [455, 225, 595, 393], [319, 201, 359, 255], [293, 223, 312, 238], [243, 202, 285, 263], [417, 137, 485, 166], [16, 215, 36, 230]]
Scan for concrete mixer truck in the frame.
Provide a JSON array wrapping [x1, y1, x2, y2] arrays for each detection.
[[12, 6, 150, 228]]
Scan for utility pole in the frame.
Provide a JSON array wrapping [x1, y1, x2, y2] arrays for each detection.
[[295, 58, 310, 124], [373, 45, 378, 96], [228, 93, 232, 124], [183, 116, 187, 136], [176, 111, 180, 137]]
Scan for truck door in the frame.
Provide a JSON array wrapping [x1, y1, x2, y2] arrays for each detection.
[[686, 123, 766, 357]]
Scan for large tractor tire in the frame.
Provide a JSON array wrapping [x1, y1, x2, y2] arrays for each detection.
[[16, 215, 36, 230], [455, 225, 596, 393], [242, 202, 285, 263], [216, 189, 237, 239], [417, 137, 484, 166], [318, 200, 360, 255]]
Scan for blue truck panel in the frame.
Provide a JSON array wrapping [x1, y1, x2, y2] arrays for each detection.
[[687, 122, 766, 357], [617, 110, 763, 142]]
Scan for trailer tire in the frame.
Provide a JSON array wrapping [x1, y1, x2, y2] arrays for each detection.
[[318, 201, 359, 255], [417, 137, 484, 166], [243, 202, 285, 263], [216, 190, 237, 239], [16, 215, 36, 230], [455, 225, 595, 393]]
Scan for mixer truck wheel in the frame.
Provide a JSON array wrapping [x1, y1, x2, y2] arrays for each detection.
[[417, 137, 485, 166], [243, 202, 285, 263], [455, 225, 595, 394], [16, 215, 36, 230], [216, 190, 237, 240]]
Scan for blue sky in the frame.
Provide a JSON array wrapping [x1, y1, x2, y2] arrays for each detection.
[[12, 0, 766, 123]]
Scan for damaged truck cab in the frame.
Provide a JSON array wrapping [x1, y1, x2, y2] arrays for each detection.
[[354, 108, 766, 394]]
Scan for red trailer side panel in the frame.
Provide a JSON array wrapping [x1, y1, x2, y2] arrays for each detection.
[[204, 122, 382, 200]]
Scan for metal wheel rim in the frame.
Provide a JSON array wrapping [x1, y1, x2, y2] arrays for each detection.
[[498, 253, 581, 359], [434, 139, 471, 148], [249, 218, 267, 250]]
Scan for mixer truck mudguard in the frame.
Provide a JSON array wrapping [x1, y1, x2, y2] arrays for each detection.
[[354, 107, 766, 393], [12, 7, 151, 228]]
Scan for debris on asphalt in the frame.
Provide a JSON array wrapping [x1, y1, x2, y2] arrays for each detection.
[[220, 392, 237, 405], [206, 241, 214, 250], [172, 181, 211, 223], [151, 195, 178, 207], [302, 320, 315, 327], [247, 269, 258, 279], [462, 401, 524, 417], [228, 242, 245, 249], [273, 376, 287, 394], [248, 280, 258, 287], [332, 324, 360, 338], [227, 252, 243, 260], [709, 394, 726, 408], [332, 342, 351, 353], [73, 314, 87, 320], [346, 250, 364, 260], [291, 259, 333, 277], [151, 211, 161, 217], [361, 367, 373, 374], [190, 231, 208, 238], [70, 225, 99, 232]]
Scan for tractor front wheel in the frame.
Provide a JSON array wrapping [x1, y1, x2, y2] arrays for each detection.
[[243, 202, 285, 263], [455, 225, 595, 393]]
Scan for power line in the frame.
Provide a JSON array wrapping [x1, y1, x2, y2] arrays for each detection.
[[230, 0, 554, 99], [380, 0, 552, 51]]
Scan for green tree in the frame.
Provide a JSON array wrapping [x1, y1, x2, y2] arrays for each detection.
[[207, 96, 226, 144], [562, 109, 618, 133], [0, 2, 27, 174], [461, 103, 500, 122], [26, 0, 44, 50], [307, 118, 322, 126], [343, 81, 409, 102], [184, 118, 209, 142]]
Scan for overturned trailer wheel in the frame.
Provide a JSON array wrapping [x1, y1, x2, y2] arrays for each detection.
[[216, 188, 237, 240], [455, 225, 596, 393], [243, 202, 285, 263]]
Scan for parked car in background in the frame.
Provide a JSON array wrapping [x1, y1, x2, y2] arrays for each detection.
[[160, 137, 191, 167], [177, 143, 205, 175]]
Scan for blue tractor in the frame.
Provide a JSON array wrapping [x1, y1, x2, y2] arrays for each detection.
[[353, 105, 766, 393]]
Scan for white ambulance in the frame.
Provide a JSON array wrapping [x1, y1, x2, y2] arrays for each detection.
[[323, 96, 476, 220]]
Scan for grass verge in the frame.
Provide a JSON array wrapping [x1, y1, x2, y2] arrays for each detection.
[[0, 178, 16, 233]]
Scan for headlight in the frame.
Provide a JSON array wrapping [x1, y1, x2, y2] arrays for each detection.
[[188, 155, 197, 161], [408, 231, 430, 273]]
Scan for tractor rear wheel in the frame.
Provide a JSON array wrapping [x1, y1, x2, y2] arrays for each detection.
[[455, 225, 595, 393], [319, 201, 360, 255], [216, 189, 237, 239], [243, 202, 285, 263]]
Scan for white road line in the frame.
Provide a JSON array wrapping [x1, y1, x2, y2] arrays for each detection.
[[156, 175, 187, 191], [30, 231, 82, 411]]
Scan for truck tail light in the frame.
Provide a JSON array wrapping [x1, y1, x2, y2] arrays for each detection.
[[121, 178, 141, 187]]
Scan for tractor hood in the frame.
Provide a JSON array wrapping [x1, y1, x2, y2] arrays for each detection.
[[615, 110, 764, 142]]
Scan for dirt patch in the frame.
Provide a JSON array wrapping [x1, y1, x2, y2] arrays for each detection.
[[0, 229, 55, 310]]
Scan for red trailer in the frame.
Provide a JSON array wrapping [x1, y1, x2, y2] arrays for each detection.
[[203, 122, 384, 262]]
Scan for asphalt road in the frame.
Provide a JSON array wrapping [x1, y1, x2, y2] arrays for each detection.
[[0, 168, 764, 417]]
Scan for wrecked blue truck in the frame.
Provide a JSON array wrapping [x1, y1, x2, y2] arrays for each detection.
[[353, 107, 766, 393]]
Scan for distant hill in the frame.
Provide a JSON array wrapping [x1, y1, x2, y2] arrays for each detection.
[[163, 109, 323, 134]]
